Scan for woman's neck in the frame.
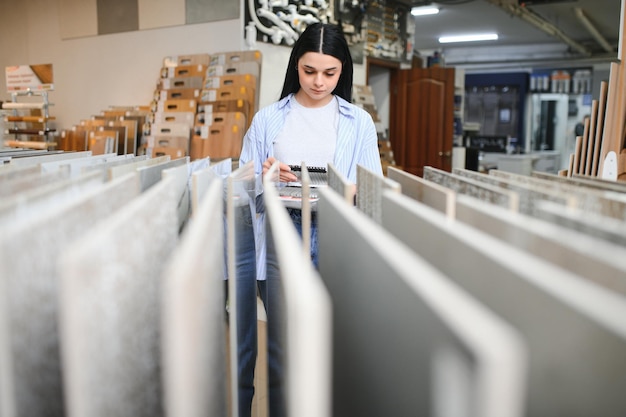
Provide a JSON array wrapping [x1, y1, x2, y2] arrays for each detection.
[[294, 90, 334, 108]]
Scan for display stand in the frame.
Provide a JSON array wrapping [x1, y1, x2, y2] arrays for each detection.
[[2, 88, 57, 150]]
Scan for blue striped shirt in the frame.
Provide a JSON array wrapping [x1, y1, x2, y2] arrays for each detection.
[[239, 93, 383, 181], [239, 93, 383, 280]]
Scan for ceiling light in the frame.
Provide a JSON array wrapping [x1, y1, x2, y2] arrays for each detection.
[[438, 33, 499, 43], [411, 6, 440, 16]]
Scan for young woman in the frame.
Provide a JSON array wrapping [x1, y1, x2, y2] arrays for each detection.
[[236, 22, 383, 417]]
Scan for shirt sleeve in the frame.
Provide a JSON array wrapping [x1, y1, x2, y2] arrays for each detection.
[[356, 108, 384, 176], [239, 112, 265, 176]]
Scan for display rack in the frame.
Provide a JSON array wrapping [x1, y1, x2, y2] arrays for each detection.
[[2, 88, 56, 150]]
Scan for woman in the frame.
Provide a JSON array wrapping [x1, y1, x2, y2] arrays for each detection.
[[236, 22, 383, 417]]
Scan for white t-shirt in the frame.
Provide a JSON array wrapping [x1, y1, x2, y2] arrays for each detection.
[[273, 95, 338, 168]]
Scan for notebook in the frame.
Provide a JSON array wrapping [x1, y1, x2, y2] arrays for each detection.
[[286, 165, 328, 188], [277, 165, 327, 208]]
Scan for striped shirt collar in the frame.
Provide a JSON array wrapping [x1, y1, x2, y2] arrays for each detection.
[[278, 93, 355, 118]]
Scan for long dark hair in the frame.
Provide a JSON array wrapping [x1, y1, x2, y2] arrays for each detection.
[[279, 23, 354, 102]]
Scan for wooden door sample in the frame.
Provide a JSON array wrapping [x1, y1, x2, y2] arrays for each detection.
[[391, 67, 454, 177]]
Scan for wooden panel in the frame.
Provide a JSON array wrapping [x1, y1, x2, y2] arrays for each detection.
[[585, 100, 599, 175], [591, 81, 609, 176], [109, 119, 138, 155], [577, 117, 591, 175], [598, 62, 622, 178], [571, 135, 582, 176]]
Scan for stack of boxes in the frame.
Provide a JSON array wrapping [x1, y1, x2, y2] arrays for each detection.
[[352, 84, 398, 175], [192, 50, 262, 161], [145, 51, 262, 162], [58, 105, 150, 155], [146, 53, 209, 159]]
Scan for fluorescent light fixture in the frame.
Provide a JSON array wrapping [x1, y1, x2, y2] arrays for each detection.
[[439, 33, 499, 43], [411, 6, 440, 16]]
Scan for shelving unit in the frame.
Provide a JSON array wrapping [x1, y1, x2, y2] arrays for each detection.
[[452, 68, 467, 170], [2, 88, 56, 150], [453, 68, 465, 147]]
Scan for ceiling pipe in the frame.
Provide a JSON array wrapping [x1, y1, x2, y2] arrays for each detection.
[[446, 52, 617, 70], [486, 0, 592, 57], [574, 7, 615, 53]]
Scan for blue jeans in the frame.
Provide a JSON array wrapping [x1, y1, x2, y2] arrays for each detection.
[[284, 208, 319, 268], [236, 204, 318, 417], [234, 204, 260, 417]]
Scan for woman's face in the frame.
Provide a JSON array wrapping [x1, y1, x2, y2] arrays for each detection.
[[295, 51, 342, 107]]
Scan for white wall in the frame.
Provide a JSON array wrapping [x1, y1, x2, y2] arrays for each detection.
[[0, 0, 243, 129], [0, 0, 368, 132]]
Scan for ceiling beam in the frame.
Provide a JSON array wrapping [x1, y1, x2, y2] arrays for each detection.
[[574, 7, 614, 53], [446, 52, 616, 69], [485, 0, 593, 56]]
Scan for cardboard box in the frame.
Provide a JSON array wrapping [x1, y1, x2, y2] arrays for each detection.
[[157, 99, 197, 113], [200, 85, 255, 105], [203, 74, 257, 90], [353, 84, 373, 95], [193, 112, 245, 138], [199, 99, 251, 121], [206, 62, 260, 79], [197, 100, 251, 131], [353, 92, 376, 105], [152, 111, 196, 126], [157, 88, 201, 101], [163, 54, 211, 67], [153, 146, 186, 159], [204, 74, 259, 111], [378, 140, 395, 163], [205, 111, 246, 129], [160, 76, 204, 90], [171, 64, 207, 78], [146, 135, 189, 153], [190, 124, 243, 160], [150, 122, 191, 137], [209, 50, 262, 66]]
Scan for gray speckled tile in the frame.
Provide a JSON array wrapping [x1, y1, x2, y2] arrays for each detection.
[[161, 178, 227, 417], [0, 172, 139, 417], [424, 166, 520, 212], [58, 176, 177, 417]]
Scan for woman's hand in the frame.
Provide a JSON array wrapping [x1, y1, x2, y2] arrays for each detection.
[[263, 157, 298, 183]]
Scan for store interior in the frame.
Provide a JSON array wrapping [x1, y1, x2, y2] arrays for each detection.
[[0, 0, 621, 174], [2, 1, 626, 417]]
